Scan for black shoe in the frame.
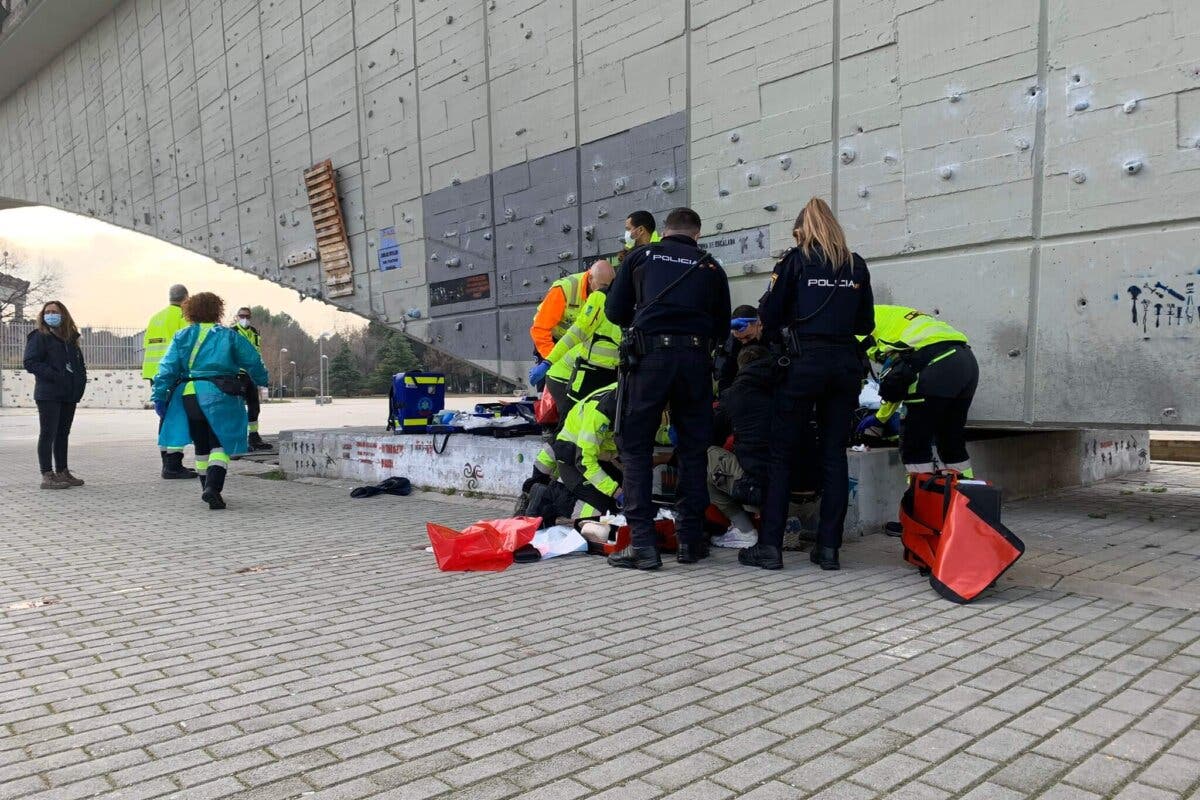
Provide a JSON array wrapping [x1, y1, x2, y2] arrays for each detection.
[[884, 521, 902, 537], [676, 539, 709, 564], [607, 545, 662, 570], [248, 433, 273, 451], [161, 451, 197, 479], [202, 465, 227, 510], [738, 544, 783, 570], [810, 546, 840, 570]]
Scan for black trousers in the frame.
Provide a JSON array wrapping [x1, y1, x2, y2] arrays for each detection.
[[760, 345, 862, 551], [36, 400, 76, 473], [241, 374, 260, 423], [618, 347, 713, 548], [182, 395, 222, 457], [554, 441, 623, 514], [900, 347, 979, 467]]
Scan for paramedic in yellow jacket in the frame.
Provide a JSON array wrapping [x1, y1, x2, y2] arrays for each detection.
[[551, 384, 623, 514], [857, 305, 979, 477], [142, 284, 196, 479]]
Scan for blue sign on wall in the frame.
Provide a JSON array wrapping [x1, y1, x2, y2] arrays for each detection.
[[378, 226, 401, 271]]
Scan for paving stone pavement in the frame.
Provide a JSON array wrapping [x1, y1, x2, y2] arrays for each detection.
[[1, 423, 1198, 800]]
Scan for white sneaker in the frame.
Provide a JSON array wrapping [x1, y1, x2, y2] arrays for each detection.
[[712, 526, 758, 548]]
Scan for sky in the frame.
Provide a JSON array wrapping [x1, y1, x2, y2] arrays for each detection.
[[0, 206, 367, 336]]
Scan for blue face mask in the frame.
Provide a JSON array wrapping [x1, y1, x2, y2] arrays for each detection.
[[43, 313, 62, 328]]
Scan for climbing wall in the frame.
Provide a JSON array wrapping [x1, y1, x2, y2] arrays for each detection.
[[1, 0, 1198, 427]]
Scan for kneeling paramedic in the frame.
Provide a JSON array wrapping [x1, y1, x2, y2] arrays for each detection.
[[859, 305, 978, 477], [604, 207, 731, 570], [708, 344, 773, 548], [551, 384, 624, 515]]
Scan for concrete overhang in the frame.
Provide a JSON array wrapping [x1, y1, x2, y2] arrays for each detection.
[[0, 197, 31, 210], [0, 0, 121, 101]]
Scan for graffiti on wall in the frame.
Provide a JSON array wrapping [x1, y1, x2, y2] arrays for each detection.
[[1119, 274, 1197, 337]]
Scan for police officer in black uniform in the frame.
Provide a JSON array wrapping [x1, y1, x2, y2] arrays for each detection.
[[605, 207, 732, 570], [743, 197, 874, 572]]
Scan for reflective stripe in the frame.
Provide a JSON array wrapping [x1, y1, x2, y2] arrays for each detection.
[[182, 324, 215, 397], [402, 418, 428, 426], [248, 422, 259, 432], [404, 376, 445, 386], [549, 273, 587, 341], [209, 449, 230, 465], [195, 457, 209, 472]]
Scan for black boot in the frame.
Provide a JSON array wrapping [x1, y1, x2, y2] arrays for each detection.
[[676, 538, 710, 564], [607, 545, 662, 570], [201, 465, 227, 510], [738, 544, 783, 570], [810, 546, 840, 571], [162, 451, 197, 479], [248, 432, 272, 451]]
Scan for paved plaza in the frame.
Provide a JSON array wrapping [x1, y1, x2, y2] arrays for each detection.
[[1, 406, 1198, 799]]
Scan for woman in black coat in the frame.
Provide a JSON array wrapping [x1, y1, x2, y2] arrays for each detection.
[[23, 301, 88, 489]]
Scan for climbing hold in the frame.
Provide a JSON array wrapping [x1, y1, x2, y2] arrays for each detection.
[[525, 243, 534, 253], [948, 92, 962, 104], [939, 165, 954, 180], [858, 187, 870, 198], [763, 204, 778, 212], [714, 222, 724, 231], [840, 148, 856, 165], [660, 177, 676, 193], [430, 253, 439, 261], [613, 177, 627, 192], [747, 173, 761, 187], [558, 251, 573, 260], [592, 161, 602, 170], [1015, 138, 1031, 151], [444, 229, 457, 238], [1123, 159, 1143, 175], [561, 223, 572, 234], [1123, 99, 1138, 114], [515, 127, 527, 135], [1074, 100, 1089, 112], [452, 176, 462, 185], [525, 29, 533, 39], [455, 322, 463, 331], [718, 188, 730, 197], [504, 208, 516, 221], [446, 257, 461, 267], [730, 132, 740, 142], [584, 226, 595, 241], [779, 155, 792, 171], [446, 15, 454, 24], [566, 194, 576, 205], [883, 153, 898, 165], [522, 279, 530, 287], [1071, 169, 1087, 184], [483, 232, 492, 241], [533, 215, 545, 225], [597, 207, 608, 218]]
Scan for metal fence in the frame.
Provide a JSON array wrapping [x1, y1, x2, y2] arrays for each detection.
[[0, 322, 145, 369]]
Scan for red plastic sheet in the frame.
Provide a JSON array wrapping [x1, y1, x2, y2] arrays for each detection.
[[426, 516, 539, 572]]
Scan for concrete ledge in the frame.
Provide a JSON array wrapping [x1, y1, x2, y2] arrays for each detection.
[[280, 427, 1150, 535]]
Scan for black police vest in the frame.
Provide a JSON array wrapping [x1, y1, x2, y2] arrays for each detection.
[[787, 250, 869, 338]]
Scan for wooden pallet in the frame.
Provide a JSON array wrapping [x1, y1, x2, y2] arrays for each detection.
[[303, 159, 354, 298]]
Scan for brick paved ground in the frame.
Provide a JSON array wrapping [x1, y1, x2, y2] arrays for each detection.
[[2, 412, 1198, 799]]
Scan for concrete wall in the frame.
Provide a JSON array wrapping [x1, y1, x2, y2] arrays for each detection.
[[1, 0, 1198, 427], [0, 368, 146, 408], [279, 427, 1150, 536]]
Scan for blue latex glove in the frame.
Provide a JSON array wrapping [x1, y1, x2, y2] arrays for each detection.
[[154, 400, 167, 419], [731, 317, 756, 332], [528, 361, 551, 386], [614, 490, 625, 509], [667, 425, 678, 446], [855, 413, 880, 435]]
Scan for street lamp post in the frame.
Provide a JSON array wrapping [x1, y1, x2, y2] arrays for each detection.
[[290, 361, 297, 399], [317, 332, 332, 404], [277, 347, 288, 398]]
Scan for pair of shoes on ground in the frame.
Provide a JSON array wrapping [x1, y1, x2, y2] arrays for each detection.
[[40, 470, 83, 489], [737, 544, 841, 571], [607, 539, 710, 570]]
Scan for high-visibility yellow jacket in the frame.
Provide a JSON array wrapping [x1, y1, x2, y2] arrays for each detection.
[[142, 304, 187, 380], [870, 305, 969, 422], [235, 324, 262, 352], [545, 291, 621, 389], [530, 272, 590, 358], [556, 384, 619, 497]]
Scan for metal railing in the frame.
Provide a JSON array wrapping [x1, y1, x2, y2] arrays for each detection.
[[0, 322, 145, 369]]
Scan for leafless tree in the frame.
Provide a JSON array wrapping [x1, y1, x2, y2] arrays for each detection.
[[0, 241, 61, 324]]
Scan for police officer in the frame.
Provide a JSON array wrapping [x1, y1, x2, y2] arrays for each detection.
[[748, 197, 874, 572], [233, 307, 271, 451], [856, 305, 978, 477], [142, 284, 196, 479], [605, 207, 731, 570]]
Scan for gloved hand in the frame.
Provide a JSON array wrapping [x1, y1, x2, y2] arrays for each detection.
[[730, 317, 756, 332], [667, 425, 678, 446], [614, 489, 625, 509], [528, 361, 550, 386]]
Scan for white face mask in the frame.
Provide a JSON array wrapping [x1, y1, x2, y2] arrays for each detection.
[[623, 230, 635, 249], [237, 318, 250, 328]]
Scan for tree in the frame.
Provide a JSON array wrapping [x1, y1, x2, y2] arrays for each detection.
[[0, 242, 61, 324], [327, 343, 364, 397], [364, 331, 419, 394]]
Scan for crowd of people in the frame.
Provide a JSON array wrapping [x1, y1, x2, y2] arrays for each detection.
[[23, 286, 271, 510], [521, 198, 979, 572]]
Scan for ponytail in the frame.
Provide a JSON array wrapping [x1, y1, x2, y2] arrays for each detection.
[[793, 197, 851, 272]]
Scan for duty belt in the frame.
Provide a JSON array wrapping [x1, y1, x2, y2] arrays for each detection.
[[642, 334, 708, 352]]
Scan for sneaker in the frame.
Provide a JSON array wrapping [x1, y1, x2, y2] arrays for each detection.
[[712, 526, 758, 549], [40, 471, 69, 489], [55, 470, 84, 487]]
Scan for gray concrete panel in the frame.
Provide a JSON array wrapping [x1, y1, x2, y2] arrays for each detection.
[[498, 304, 538, 364], [427, 308, 500, 367]]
